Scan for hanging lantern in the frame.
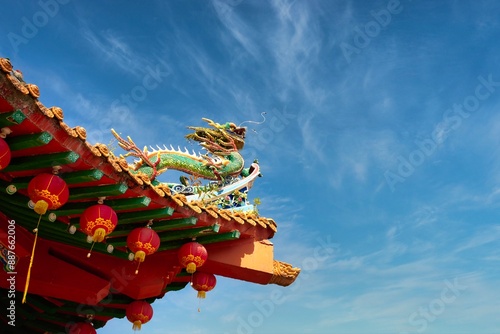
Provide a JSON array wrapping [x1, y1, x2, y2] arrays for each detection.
[[68, 322, 96, 334], [80, 204, 118, 257], [23, 172, 69, 304], [126, 300, 153, 331], [191, 272, 216, 299], [126, 227, 160, 274], [178, 241, 207, 274], [0, 137, 11, 170], [28, 173, 69, 215]]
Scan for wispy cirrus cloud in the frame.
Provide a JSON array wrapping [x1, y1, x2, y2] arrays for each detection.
[[211, 0, 261, 60], [79, 21, 147, 78]]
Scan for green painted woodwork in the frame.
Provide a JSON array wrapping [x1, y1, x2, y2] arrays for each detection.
[[0, 109, 25, 126], [68, 183, 128, 200], [6, 169, 104, 190], [158, 224, 220, 242], [61, 169, 104, 184], [157, 230, 241, 251], [8, 293, 107, 330], [165, 281, 189, 291], [111, 216, 197, 234], [6, 132, 52, 151], [3, 151, 79, 171], [114, 206, 174, 224], [19, 293, 60, 314], [108, 219, 206, 246], [55, 196, 151, 216], [195, 229, 241, 244], [56, 304, 126, 318], [24, 317, 106, 332]]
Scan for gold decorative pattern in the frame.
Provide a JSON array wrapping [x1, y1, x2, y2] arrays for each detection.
[[151, 186, 165, 197], [33, 190, 63, 208], [35, 101, 53, 118], [87, 142, 102, 157], [204, 205, 219, 219], [266, 218, 278, 232], [73, 126, 87, 140], [117, 157, 130, 171], [217, 210, 231, 221], [95, 144, 109, 157], [171, 194, 185, 207], [132, 241, 157, 255], [127, 172, 144, 185], [269, 260, 301, 286], [0, 58, 13, 72], [84, 218, 116, 233], [186, 201, 202, 214], [180, 254, 205, 267], [60, 121, 77, 137], [6, 74, 29, 94], [246, 217, 259, 227], [26, 84, 40, 98], [107, 156, 123, 173], [136, 173, 152, 186], [154, 184, 171, 197], [50, 106, 64, 120], [231, 214, 245, 225]]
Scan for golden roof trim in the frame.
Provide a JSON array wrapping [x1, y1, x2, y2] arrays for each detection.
[[269, 260, 301, 287], [0, 58, 13, 72]]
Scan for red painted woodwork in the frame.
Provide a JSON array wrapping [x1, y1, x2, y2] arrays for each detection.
[[0, 137, 11, 170]]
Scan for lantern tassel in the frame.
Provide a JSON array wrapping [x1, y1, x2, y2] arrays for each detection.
[[197, 291, 206, 299], [132, 320, 142, 331], [198, 297, 203, 313], [134, 251, 146, 274], [22, 214, 42, 303], [87, 228, 107, 258], [34, 200, 48, 215], [135, 262, 141, 275], [134, 250, 146, 262], [93, 227, 106, 242], [186, 262, 197, 274], [87, 241, 96, 258]]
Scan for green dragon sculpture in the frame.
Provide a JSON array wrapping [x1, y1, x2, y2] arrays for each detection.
[[111, 118, 247, 182]]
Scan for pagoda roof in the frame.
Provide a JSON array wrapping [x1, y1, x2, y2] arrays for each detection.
[[0, 58, 300, 333]]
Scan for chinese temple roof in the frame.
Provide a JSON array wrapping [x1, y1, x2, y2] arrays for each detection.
[[0, 57, 300, 333]]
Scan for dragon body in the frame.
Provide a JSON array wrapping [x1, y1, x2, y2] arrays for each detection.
[[113, 118, 261, 211], [133, 147, 244, 181], [112, 118, 247, 182]]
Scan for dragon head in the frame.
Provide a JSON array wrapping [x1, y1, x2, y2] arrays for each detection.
[[185, 118, 246, 153]]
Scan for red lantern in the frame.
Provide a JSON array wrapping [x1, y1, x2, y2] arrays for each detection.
[[127, 227, 160, 274], [0, 137, 11, 170], [191, 272, 216, 299], [23, 172, 69, 304], [126, 300, 153, 331], [28, 173, 69, 215], [68, 322, 96, 334], [178, 241, 207, 274], [80, 204, 118, 257]]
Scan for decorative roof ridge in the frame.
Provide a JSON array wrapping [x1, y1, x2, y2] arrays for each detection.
[[269, 260, 301, 286]]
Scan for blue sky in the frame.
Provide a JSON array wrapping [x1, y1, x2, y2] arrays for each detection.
[[2, 0, 500, 333]]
